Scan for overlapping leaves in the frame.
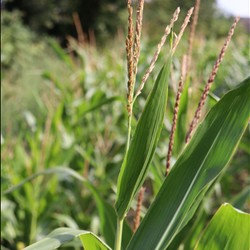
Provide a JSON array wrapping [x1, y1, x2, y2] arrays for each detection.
[[115, 57, 172, 219], [127, 77, 250, 249]]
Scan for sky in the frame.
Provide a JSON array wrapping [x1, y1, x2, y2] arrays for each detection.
[[217, 0, 250, 18]]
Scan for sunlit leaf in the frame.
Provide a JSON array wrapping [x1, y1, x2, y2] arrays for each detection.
[[127, 77, 250, 249], [24, 227, 111, 250], [2, 166, 132, 249], [195, 203, 250, 250], [115, 57, 172, 219]]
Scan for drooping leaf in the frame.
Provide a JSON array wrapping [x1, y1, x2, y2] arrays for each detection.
[[24, 227, 111, 250], [52, 214, 79, 229], [2, 166, 132, 249], [127, 77, 250, 249], [88, 182, 133, 249], [75, 95, 123, 118], [2, 167, 85, 195], [195, 203, 250, 250], [79, 233, 110, 250], [115, 57, 172, 219]]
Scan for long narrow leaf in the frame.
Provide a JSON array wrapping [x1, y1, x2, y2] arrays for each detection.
[[89, 183, 132, 249], [24, 227, 111, 250], [2, 167, 85, 195], [195, 203, 250, 250], [127, 77, 250, 249], [115, 57, 172, 219], [2, 166, 132, 248], [76, 96, 123, 117]]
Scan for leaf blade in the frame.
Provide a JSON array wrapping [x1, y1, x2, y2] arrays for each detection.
[[115, 58, 172, 219], [195, 203, 250, 250], [24, 227, 111, 250], [127, 77, 250, 249]]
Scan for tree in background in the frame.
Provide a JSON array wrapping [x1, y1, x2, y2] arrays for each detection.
[[144, 0, 234, 40], [2, 0, 233, 44], [2, 0, 126, 44]]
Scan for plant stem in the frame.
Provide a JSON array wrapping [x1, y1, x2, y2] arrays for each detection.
[[115, 217, 124, 250]]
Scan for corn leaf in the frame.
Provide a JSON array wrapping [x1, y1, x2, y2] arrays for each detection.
[[195, 203, 250, 250], [89, 184, 132, 249], [76, 95, 123, 118], [24, 227, 111, 250], [115, 57, 172, 219], [2, 166, 132, 249], [127, 77, 250, 249]]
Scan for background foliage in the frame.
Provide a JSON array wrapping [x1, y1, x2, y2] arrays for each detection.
[[2, 0, 235, 43], [1, 1, 249, 249]]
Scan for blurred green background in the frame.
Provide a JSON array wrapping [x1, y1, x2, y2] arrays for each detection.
[[1, 0, 249, 249]]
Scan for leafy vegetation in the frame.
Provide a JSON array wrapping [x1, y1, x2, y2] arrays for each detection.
[[1, 1, 250, 250], [195, 203, 250, 250], [3, 0, 226, 42]]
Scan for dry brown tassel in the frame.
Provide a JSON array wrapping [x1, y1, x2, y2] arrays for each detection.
[[185, 17, 240, 144], [166, 55, 187, 176], [134, 7, 180, 100], [133, 0, 144, 78], [172, 7, 194, 54], [126, 0, 135, 116], [187, 0, 200, 72], [133, 187, 146, 233]]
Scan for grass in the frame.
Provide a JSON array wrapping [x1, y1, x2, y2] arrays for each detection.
[[1, 2, 250, 249]]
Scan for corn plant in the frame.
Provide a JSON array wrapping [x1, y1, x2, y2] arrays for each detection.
[[3, 1, 250, 250]]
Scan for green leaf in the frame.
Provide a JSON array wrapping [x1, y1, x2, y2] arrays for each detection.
[[48, 38, 74, 68], [87, 181, 132, 249], [24, 227, 111, 250], [115, 57, 172, 219], [150, 157, 165, 194], [167, 205, 207, 250], [195, 203, 250, 250], [2, 167, 85, 195], [75, 95, 123, 118], [2, 166, 132, 248], [127, 77, 250, 249], [79, 233, 110, 250]]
